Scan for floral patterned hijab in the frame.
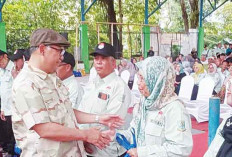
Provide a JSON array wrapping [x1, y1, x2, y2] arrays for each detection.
[[134, 56, 178, 146], [136, 56, 177, 110]]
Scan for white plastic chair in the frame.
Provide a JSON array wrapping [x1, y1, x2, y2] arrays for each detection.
[[178, 76, 194, 101], [114, 69, 119, 75], [196, 77, 215, 101], [184, 77, 215, 123], [120, 70, 130, 84], [132, 74, 139, 91]]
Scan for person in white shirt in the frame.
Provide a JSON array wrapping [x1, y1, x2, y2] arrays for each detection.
[[212, 43, 225, 55], [217, 60, 230, 83], [78, 42, 131, 157], [119, 59, 137, 89], [56, 51, 84, 109], [117, 56, 193, 157], [9, 49, 30, 79], [205, 63, 222, 94], [0, 49, 15, 155]]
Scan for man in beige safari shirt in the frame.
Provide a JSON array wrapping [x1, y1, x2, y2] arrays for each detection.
[[11, 29, 122, 157]]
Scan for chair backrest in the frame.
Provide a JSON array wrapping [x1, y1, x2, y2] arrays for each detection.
[[196, 77, 215, 101], [184, 71, 189, 76], [120, 70, 130, 84], [114, 69, 119, 75], [178, 76, 194, 100], [132, 74, 139, 90]]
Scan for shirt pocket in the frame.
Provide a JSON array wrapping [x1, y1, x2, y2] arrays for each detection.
[[35, 138, 59, 156], [94, 97, 109, 114], [40, 88, 67, 124], [145, 120, 164, 145], [57, 84, 69, 103], [145, 120, 164, 136], [2, 75, 12, 89]]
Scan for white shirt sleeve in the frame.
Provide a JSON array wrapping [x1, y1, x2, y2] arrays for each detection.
[[69, 81, 84, 110]]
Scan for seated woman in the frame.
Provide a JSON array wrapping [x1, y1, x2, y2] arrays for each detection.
[[190, 63, 206, 100], [205, 63, 222, 95], [174, 63, 186, 95], [182, 60, 192, 75], [217, 65, 232, 104], [117, 56, 193, 157]]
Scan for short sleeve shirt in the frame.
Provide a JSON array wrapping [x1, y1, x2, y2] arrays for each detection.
[[78, 72, 131, 156], [0, 61, 14, 116], [63, 75, 84, 109], [11, 64, 85, 157]]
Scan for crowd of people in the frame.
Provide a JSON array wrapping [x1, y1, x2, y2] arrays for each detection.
[[0, 28, 231, 157], [164, 48, 232, 105]]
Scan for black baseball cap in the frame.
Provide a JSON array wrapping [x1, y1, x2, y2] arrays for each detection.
[[62, 51, 75, 68], [9, 49, 26, 61], [0, 49, 7, 55], [90, 42, 116, 58]]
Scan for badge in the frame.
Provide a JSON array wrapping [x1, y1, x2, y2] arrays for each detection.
[[106, 86, 111, 89], [226, 119, 232, 127], [98, 92, 108, 100], [177, 120, 186, 132], [98, 43, 104, 49]]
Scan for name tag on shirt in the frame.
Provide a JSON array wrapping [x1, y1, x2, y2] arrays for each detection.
[[98, 92, 109, 100]]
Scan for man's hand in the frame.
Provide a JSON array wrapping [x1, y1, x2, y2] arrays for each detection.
[[99, 115, 124, 129], [85, 127, 111, 149], [127, 148, 138, 157], [102, 129, 116, 141], [0, 111, 6, 121]]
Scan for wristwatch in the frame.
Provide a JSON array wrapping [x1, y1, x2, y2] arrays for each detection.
[[95, 115, 99, 123]]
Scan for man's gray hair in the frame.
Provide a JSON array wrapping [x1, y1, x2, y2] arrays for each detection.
[[29, 46, 39, 55]]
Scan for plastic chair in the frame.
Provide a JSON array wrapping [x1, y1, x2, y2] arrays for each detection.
[[178, 76, 194, 101], [120, 70, 130, 84], [184, 77, 215, 122]]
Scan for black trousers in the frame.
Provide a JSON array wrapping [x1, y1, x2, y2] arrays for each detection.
[[0, 116, 16, 155]]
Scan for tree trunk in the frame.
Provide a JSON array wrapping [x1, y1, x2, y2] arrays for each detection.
[[118, 0, 123, 55], [100, 0, 121, 58], [189, 0, 199, 28], [179, 0, 189, 33]]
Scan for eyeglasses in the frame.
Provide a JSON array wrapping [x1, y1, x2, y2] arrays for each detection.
[[47, 46, 65, 56]]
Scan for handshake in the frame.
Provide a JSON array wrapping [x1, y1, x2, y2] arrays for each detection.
[[82, 115, 123, 151]]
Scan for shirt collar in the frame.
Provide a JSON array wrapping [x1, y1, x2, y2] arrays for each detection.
[[101, 71, 117, 83], [24, 63, 54, 80], [63, 75, 75, 84], [5, 60, 14, 72]]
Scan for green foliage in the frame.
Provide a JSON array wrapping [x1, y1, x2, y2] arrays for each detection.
[[171, 45, 181, 57], [204, 2, 232, 47], [2, 0, 79, 54], [3, 0, 232, 57]]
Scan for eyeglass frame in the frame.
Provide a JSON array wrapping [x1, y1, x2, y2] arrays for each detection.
[[46, 45, 65, 56]]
